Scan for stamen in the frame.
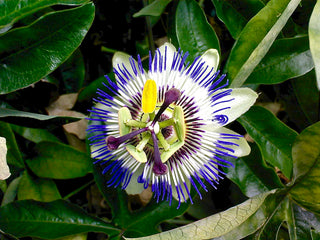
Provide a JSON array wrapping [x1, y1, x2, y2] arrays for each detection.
[[142, 79, 157, 113], [151, 131, 168, 175], [152, 88, 181, 125], [106, 127, 148, 150]]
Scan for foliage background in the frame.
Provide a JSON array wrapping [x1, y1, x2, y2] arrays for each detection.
[[0, 0, 320, 239]]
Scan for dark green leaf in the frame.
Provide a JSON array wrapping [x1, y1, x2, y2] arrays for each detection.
[[245, 36, 314, 84], [0, 3, 95, 94], [58, 49, 85, 93], [225, 143, 283, 198], [1, 176, 21, 206], [175, 0, 220, 61], [290, 121, 320, 213], [10, 124, 60, 143], [211, 0, 247, 39], [226, 0, 301, 87], [238, 106, 298, 179], [133, 0, 172, 17], [309, 0, 320, 89], [0, 0, 90, 33], [0, 108, 81, 128], [0, 199, 121, 238], [26, 141, 92, 179], [17, 171, 61, 201], [0, 121, 24, 168], [292, 70, 319, 124], [287, 202, 320, 239]]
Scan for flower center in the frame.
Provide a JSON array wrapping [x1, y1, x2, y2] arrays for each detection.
[[105, 80, 186, 176]]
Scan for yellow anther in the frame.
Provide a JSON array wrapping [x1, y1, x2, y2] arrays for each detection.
[[142, 79, 157, 113]]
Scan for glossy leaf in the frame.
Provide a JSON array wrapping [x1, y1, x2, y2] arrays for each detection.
[[11, 124, 60, 143], [0, 199, 121, 238], [309, 0, 320, 89], [125, 190, 276, 240], [0, 108, 81, 127], [0, 121, 24, 168], [238, 106, 298, 179], [17, 171, 61, 201], [287, 202, 320, 239], [245, 36, 314, 84], [0, 0, 90, 33], [133, 0, 172, 17], [0, 3, 95, 94], [211, 0, 247, 39], [175, 0, 220, 61], [26, 141, 92, 179], [292, 70, 319, 124], [58, 49, 86, 93], [1, 176, 21, 206], [227, 0, 301, 87], [290, 121, 320, 213], [225, 143, 283, 198]]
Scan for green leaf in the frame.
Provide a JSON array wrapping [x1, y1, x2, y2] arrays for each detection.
[[290, 121, 320, 213], [133, 0, 172, 17], [57, 49, 85, 93], [211, 0, 247, 39], [0, 199, 121, 239], [10, 124, 60, 143], [225, 143, 283, 198], [0, 0, 90, 33], [292, 70, 319, 125], [245, 36, 314, 84], [175, 0, 220, 61], [0, 108, 81, 128], [26, 141, 92, 179], [0, 121, 24, 168], [287, 202, 320, 239], [124, 190, 276, 240], [1, 176, 21, 206], [238, 106, 298, 179], [0, 3, 95, 94], [309, 0, 320, 90], [17, 171, 61, 201], [226, 0, 302, 88]]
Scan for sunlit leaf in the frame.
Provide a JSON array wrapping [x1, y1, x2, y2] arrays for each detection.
[[0, 3, 95, 94], [226, 0, 301, 87], [309, 0, 320, 90], [245, 36, 314, 84], [175, 0, 220, 61], [0, 0, 90, 33], [26, 141, 92, 179], [133, 0, 172, 17], [0, 199, 121, 238], [238, 106, 298, 179], [17, 171, 61, 201], [290, 121, 320, 214], [124, 190, 276, 240]]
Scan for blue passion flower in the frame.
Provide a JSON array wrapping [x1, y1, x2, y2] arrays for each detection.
[[87, 43, 258, 207]]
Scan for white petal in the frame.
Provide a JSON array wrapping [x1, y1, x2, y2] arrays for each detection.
[[124, 165, 145, 195], [200, 48, 220, 74], [112, 52, 135, 74], [153, 42, 177, 72], [0, 137, 11, 180], [211, 126, 251, 157], [211, 87, 258, 126]]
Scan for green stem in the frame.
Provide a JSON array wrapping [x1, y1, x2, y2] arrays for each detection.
[[63, 179, 95, 200], [143, 0, 155, 55]]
